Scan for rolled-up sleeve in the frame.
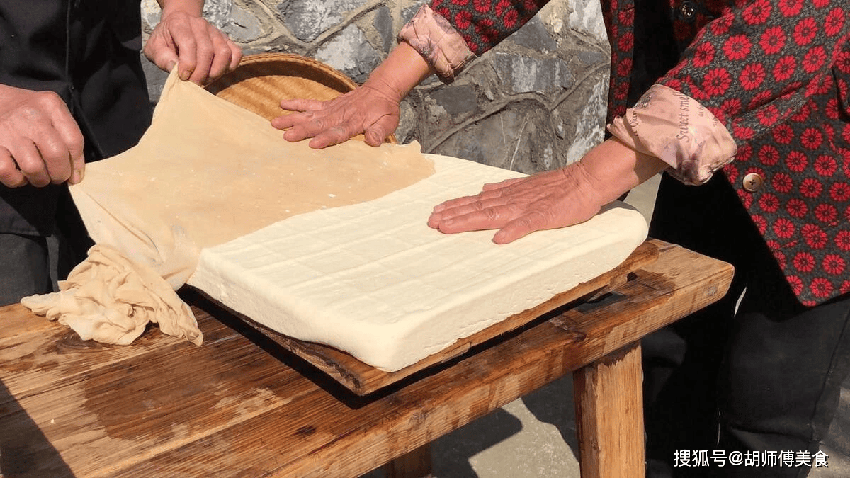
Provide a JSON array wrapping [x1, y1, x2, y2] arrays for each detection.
[[648, 1, 848, 184], [397, 5, 476, 81], [607, 84, 737, 185]]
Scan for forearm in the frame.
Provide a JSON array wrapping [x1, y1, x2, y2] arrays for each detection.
[[362, 42, 435, 103], [426, 138, 666, 243], [577, 139, 668, 207], [157, 0, 204, 16]]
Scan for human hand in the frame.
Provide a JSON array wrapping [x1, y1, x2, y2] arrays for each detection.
[[0, 85, 84, 188], [144, 8, 242, 85], [427, 164, 603, 244], [272, 83, 401, 148], [428, 139, 667, 243], [272, 42, 433, 148]]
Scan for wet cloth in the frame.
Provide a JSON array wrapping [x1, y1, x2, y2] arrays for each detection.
[[21, 70, 434, 347]]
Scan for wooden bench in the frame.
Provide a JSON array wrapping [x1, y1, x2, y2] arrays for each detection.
[[0, 239, 732, 477]]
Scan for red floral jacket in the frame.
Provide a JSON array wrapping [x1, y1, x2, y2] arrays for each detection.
[[414, 0, 850, 305]]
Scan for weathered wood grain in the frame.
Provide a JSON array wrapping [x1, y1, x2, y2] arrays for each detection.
[[201, 55, 658, 395], [225, 240, 660, 395], [0, 240, 733, 478], [384, 444, 433, 478], [573, 343, 645, 478]]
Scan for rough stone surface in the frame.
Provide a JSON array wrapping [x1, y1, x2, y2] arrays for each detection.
[[430, 83, 479, 118], [372, 6, 394, 52], [202, 0, 233, 28], [277, 0, 368, 43], [221, 4, 265, 43], [141, 0, 611, 172], [315, 24, 383, 83], [401, 1, 427, 23], [492, 53, 574, 95], [509, 17, 559, 54]]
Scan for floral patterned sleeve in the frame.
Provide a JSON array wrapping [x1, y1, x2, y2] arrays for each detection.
[[428, 0, 551, 54], [398, 0, 550, 80], [607, 84, 737, 185], [605, 0, 848, 186], [657, 1, 849, 165], [397, 6, 476, 81]]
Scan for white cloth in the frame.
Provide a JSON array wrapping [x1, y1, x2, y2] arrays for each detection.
[[21, 69, 434, 347], [22, 244, 201, 345]]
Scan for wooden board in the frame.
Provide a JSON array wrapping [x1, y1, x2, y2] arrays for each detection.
[[573, 342, 644, 478], [205, 53, 358, 121], [191, 240, 659, 395], [204, 52, 394, 142], [199, 56, 656, 394], [0, 240, 733, 478]]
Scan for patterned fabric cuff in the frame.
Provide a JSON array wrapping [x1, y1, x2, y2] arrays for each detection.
[[397, 5, 475, 82], [607, 84, 737, 186]]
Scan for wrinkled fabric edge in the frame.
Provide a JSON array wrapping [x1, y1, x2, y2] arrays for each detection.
[[607, 84, 737, 186], [21, 244, 202, 346], [397, 5, 475, 82]]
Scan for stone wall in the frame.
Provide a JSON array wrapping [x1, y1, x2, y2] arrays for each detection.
[[141, 0, 610, 174]]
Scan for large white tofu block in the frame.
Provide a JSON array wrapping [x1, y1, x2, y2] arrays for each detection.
[[188, 154, 648, 372]]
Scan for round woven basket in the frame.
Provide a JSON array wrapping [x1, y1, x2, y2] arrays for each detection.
[[206, 53, 393, 143]]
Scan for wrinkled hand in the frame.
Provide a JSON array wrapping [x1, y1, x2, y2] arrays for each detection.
[[145, 10, 242, 85], [272, 83, 401, 148], [427, 163, 604, 244], [0, 86, 84, 188]]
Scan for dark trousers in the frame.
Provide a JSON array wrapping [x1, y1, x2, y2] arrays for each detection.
[[0, 233, 52, 306], [0, 189, 91, 307], [644, 173, 850, 477]]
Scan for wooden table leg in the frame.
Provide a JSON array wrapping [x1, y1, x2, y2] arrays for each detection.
[[384, 443, 432, 478], [573, 342, 645, 478]]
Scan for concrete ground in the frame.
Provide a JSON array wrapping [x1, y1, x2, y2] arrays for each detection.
[[363, 175, 850, 477]]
